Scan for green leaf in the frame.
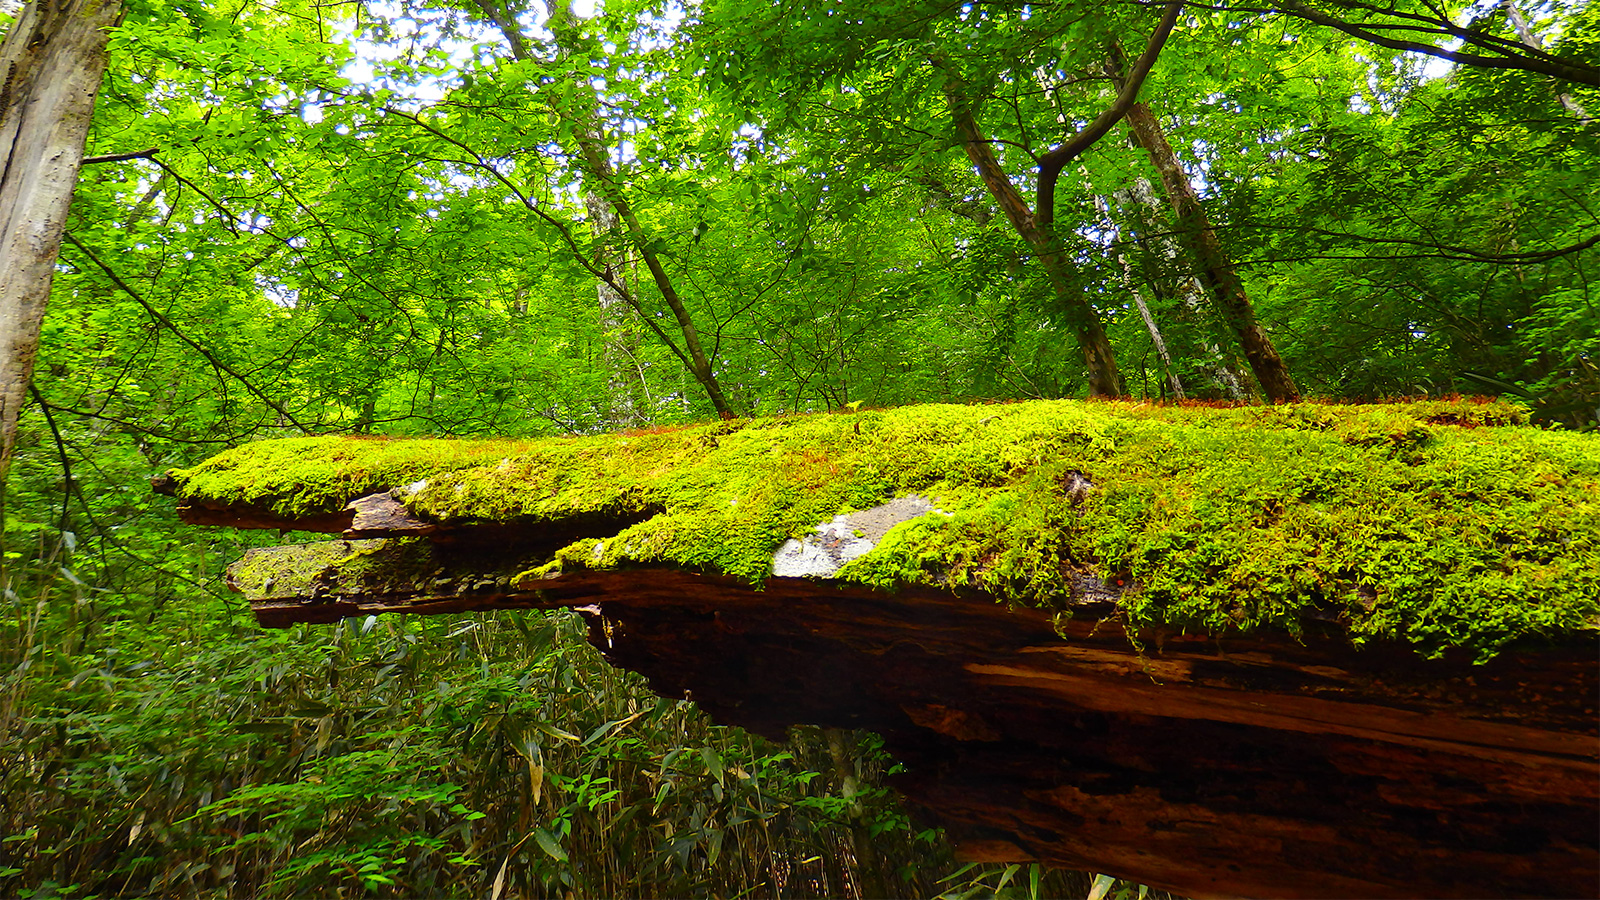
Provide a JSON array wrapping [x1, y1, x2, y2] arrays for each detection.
[[701, 745, 724, 786], [532, 827, 567, 862], [537, 722, 582, 743]]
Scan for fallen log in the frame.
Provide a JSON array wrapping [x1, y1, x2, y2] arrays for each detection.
[[157, 398, 1600, 899]]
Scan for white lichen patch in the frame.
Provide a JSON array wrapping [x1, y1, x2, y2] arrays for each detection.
[[772, 494, 946, 578]]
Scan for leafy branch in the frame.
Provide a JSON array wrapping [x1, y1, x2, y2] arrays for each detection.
[[60, 233, 308, 430]]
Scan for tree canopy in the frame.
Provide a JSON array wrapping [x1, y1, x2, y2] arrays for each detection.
[[0, 0, 1596, 893], [25, 0, 1600, 436]]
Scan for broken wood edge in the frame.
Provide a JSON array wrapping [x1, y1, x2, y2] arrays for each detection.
[[231, 546, 1599, 766], [344, 491, 437, 537], [219, 540, 1598, 898]]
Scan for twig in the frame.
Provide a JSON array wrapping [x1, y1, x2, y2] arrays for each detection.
[[81, 148, 160, 165], [27, 383, 75, 532], [60, 233, 308, 431]]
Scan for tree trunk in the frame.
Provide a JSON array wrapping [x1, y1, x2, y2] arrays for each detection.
[[1120, 250, 1186, 400], [584, 187, 650, 427], [1502, 0, 1592, 123], [157, 400, 1600, 900], [0, 0, 123, 500], [1099, 45, 1298, 404], [472, 0, 736, 419], [575, 142, 736, 418], [1093, 191, 1185, 399], [545, 0, 733, 419], [942, 81, 1126, 399], [1117, 176, 1250, 400], [1118, 99, 1300, 403]]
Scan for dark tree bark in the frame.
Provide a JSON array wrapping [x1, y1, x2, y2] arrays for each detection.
[[214, 536, 1600, 900], [155, 405, 1600, 899], [933, 2, 1182, 399], [1033, 1, 1182, 230], [1108, 47, 1301, 403], [943, 82, 1126, 398], [1275, 0, 1600, 87]]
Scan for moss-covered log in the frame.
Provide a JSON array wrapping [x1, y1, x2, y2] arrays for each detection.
[[158, 399, 1600, 899]]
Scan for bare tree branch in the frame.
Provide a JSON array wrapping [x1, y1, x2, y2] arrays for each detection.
[[61, 232, 309, 430], [375, 105, 700, 374], [1036, 0, 1183, 229], [1272, 0, 1600, 86], [80, 147, 160, 165]]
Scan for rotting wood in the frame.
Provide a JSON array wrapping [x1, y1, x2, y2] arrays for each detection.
[[345, 492, 438, 537], [159, 403, 1600, 899], [217, 535, 1598, 900]]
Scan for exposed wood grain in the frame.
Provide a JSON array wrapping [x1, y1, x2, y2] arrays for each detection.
[[222, 538, 1599, 899], [345, 492, 438, 537]]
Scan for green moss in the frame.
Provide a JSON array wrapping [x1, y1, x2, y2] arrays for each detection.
[[173, 398, 1600, 658], [228, 539, 365, 595], [170, 435, 555, 518]]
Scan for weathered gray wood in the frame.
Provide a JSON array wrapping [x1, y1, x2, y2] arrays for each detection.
[[0, 0, 124, 484], [345, 492, 438, 537]]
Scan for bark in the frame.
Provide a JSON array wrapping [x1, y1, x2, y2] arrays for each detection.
[[1093, 189, 1185, 398], [218, 535, 1598, 900], [1276, 0, 1600, 87], [1121, 251, 1186, 399], [578, 144, 735, 419], [1108, 51, 1300, 403], [1033, 0, 1182, 230], [1117, 176, 1249, 399], [584, 187, 650, 427], [159, 401, 1600, 899], [0, 0, 124, 495], [942, 80, 1126, 398], [932, 2, 1179, 399]]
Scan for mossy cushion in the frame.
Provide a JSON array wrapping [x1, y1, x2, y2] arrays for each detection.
[[170, 398, 1600, 659]]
